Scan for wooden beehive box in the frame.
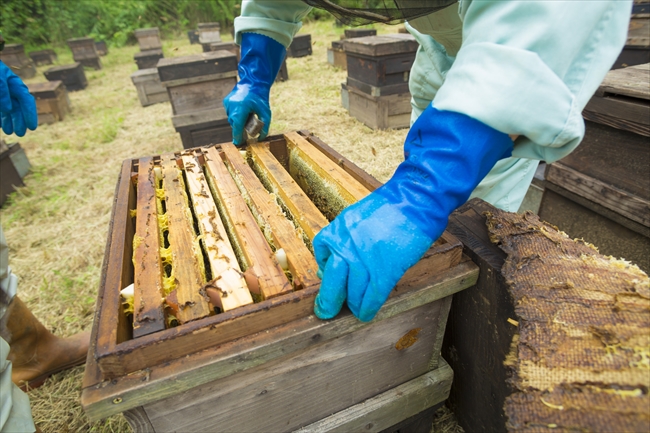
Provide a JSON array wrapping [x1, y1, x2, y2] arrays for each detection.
[[95, 40, 108, 56], [135, 28, 162, 51], [158, 51, 237, 149], [27, 81, 71, 124], [328, 40, 347, 69], [343, 34, 417, 88], [44, 63, 88, 91], [67, 37, 101, 70], [208, 41, 240, 61], [131, 68, 169, 107], [613, 3, 649, 69], [344, 28, 377, 39], [0, 44, 36, 79], [198, 22, 221, 51], [288, 34, 312, 57], [134, 49, 164, 70], [539, 63, 650, 272], [0, 143, 24, 207], [28, 49, 57, 66], [187, 29, 199, 45], [81, 131, 476, 432]]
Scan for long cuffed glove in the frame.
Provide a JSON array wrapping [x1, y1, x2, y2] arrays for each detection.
[[223, 32, 286, 145], [313, 105, 514, 322], [0, 61, 37, 137]]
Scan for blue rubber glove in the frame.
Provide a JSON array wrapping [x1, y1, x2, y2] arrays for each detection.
[[0, 60, 37, 136], [313, 105, 514, 322], [223, 32, 286, 145]]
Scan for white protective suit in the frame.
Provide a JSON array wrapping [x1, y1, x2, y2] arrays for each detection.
[[234, 0, 631, 212]]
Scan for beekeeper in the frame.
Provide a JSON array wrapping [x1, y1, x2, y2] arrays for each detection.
[[223, 0, 632, 323], [1, 37, 88, 433]]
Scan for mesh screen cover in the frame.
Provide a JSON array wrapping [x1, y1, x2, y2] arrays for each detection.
[[302, 0, 457, 26]]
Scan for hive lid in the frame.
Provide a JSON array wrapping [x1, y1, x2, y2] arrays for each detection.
[[135, 27, 160, 36], [157, 51, 237, 82], [2, 44, 24, 54], [44, 62, 82, 73], [342, 34, 418, 56], [27, 80, 63, 98], [596, 63, 650, 101], [134, 49, 163, 59]]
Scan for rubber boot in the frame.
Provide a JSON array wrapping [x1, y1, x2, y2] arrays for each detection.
[[0, 296, 90, 390]]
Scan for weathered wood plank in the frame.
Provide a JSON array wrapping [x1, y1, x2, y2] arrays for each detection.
[[160, 154, 212, 323], [597, 62, 649, 100], [296, 361, 453, 433], [546, 162, 650, 227], [123, 407, 155, 433], [248, 142, 329, 240], [203, 147, 291, 299], [284, 131, 371, 220], [220, 142, 320, 291], [180, 152, 253, 311], [82, 261, 478, 421], [142, 301, 447, 432], [132, 157, 166, 338]]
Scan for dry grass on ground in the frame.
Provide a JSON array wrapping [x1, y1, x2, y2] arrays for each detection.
[[1, 20, 461, 432]]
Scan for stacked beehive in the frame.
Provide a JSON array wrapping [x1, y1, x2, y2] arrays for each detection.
[[198, 22, 221, 52], [134, 27, 164, 70], [0, 44, 36, 78], [67, 37, 102, 70], [328, 28, 377, 70], [287, 33, 312, 57], [341, 34, 417, 130], [95, 40, 109, 56], [539, 63, 650, 272], [28, 49, 57, 66], [27, 81, 71, 124], [158, 51, 238, 148]]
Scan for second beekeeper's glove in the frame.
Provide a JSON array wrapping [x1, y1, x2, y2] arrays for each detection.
[[0, 60, 37, 136], [223, 32, 286, 145], [313, 105, 514, 322]]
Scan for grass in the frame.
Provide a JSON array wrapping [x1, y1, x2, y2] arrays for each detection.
[[1, 20, 461, 433]]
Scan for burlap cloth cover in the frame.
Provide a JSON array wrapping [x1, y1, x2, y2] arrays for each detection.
[[485, 210, 649, 432]]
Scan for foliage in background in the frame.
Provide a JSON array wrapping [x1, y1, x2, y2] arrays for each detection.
[[0, 0, 244, 49]]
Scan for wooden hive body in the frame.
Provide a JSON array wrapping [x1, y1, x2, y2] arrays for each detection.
[[0, 144, 25, 207], [158, 51, 237, 149], [187, 29, 200, 45], [130, 68, 169, 107], [28, 49, 57, 66], [328, 40, 347, 70], [27, 81, 71, 124], [288, 34, 312, 57], [613, 5, 649, 69], [134, 49, 164, 70], [539, 63, 650, 272], [67, 37, 102, 70], [95, 40, 108, 56], [198, 22, 221, 51], [135, 27, 162, 51], [341, 34, 417, 130], [1, 44, 36, 78], [208, 41, 240, 61], [44, 63, 88, 91], [81, 131, 476, 432]]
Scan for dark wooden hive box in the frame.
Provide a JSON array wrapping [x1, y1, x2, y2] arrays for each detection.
[[134, 49, 164, 70], [343, 34, 418, 88], [288, 34, 312, 58], [328, 40, 347, 69], [135, 27, 162, 51], [27, 80, 71, 124], [187, 29, 199, 45], [207, 41, 240, 61], [539, 63, 650, 272], [344, 28, 377, 39], [44, 63, 88, 91], [67, 37, 102, 70], [28, 49, 57, 66], [0, 44, 36, 79], [95, 40, 108, 56], [80, 131, 476, 432], [131, 68, 168, 107]]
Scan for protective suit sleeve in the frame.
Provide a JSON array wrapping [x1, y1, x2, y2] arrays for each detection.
[[235, 0, 313, 48], [434, 0, 631, 163]]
